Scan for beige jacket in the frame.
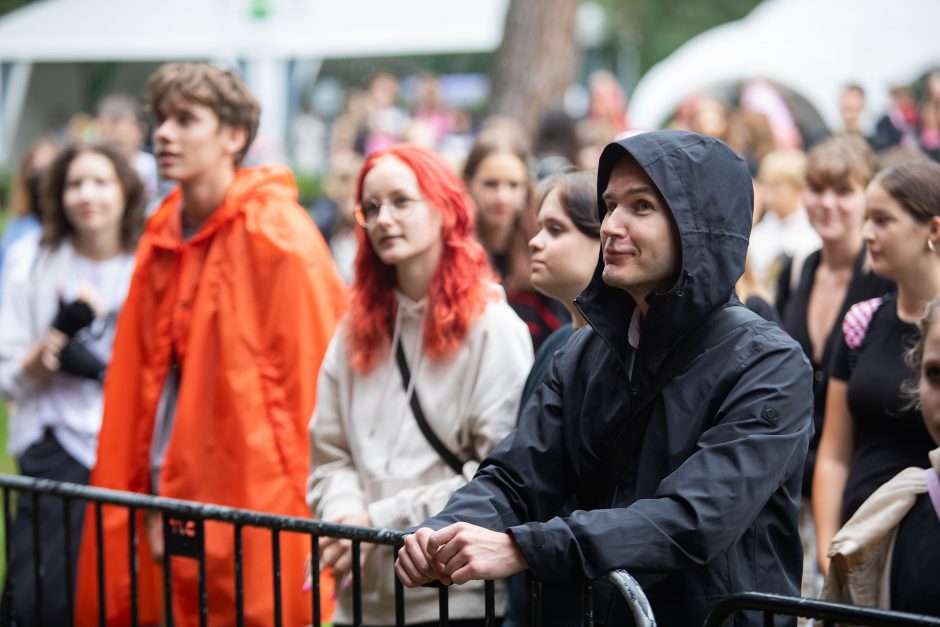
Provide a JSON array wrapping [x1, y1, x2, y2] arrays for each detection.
[[307, 288, 534, 624], [823, 446, 940, 609]]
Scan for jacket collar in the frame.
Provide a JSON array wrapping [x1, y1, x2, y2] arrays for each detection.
[[146, 165, 299, 251]]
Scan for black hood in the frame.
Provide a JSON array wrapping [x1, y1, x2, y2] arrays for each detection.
[[576, 130, 753, 368]]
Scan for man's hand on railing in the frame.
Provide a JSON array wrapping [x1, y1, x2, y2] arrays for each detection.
[[396, 523, 529, 587]]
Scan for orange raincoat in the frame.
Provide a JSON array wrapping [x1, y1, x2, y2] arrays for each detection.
[[76, 165, 345, 626]]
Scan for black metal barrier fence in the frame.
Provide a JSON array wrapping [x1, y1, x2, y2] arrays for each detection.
[[704, 592, 940, 627], [4, 473, 938, 627], [0, 473, 653, 626]]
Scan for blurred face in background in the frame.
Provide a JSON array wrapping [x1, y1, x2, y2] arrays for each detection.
[[528, 187, 599, 305], [840, 88, 866, 131], [759, 173, 803, 220], [690, 97, 728, 139], [467, 151, 529, 234], [63, 150, 126, 241], [97, 112, 144, 158], [803, 176, 866, 244]]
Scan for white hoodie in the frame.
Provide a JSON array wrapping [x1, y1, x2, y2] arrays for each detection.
[[307, 285, 533, 624]]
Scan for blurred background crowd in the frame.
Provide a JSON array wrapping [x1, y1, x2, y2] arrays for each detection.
[[1, 0, 940, 620]]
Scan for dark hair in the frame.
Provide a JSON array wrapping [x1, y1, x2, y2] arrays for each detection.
[[146, 63, 260, 166], [805, 133, 878, 191], [462, 129, 537, 292], [96, 93, 145, 124], [871, 159, 940, 224], [844, 83, 865, 97], [535, 107, 580, 169], [536, 170, 600, 239], [41, 142, 145, 252], [8, 137, 59, 219]]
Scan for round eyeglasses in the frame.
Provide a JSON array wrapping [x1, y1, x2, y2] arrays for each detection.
[[354, 195, 424, 228]]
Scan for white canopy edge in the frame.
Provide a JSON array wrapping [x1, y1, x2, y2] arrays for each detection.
[[0, 0, 508, 62], [629, 0, 940, 131]]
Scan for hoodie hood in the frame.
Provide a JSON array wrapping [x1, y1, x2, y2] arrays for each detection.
[[148, 164, 299, 249], [576, 130, 753, 368]]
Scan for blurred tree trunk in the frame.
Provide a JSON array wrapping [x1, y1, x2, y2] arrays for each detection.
[[488, 0, 581, 138]]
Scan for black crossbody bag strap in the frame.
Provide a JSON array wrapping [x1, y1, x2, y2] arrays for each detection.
[[594, 305, 758, 508], [395, 339, 465, 475]]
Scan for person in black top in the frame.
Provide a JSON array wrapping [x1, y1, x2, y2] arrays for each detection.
[[776, 137, 893, 518], [777, 138, 893, 598], [813, 159, 940, 575], [891, 295, 940, 616], [822, 294, 940, 616]]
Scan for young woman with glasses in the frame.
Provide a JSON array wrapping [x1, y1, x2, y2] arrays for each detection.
[[306, 144, 533, 626]]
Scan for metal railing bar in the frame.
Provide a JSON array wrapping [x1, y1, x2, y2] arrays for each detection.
[[2, 488, 13, 626], [604, 569, 655, 626], [484, 579, 495, 626], [581, 582, 593, 627], [234, 523, 244, 627], [95, 501, 106, 627], [271, 529, 282, 627], [162, 516, 174, 627], [128, 506, 138, 627], [393, 552, 405, 627], [31, 492, 42, 624], [438, 583, 450, 627], [197, 522, 208, 627], [352, 541, 362, 626], [531, 578, 542, 627], [0, 474, 405, 544], [310, 533, 321, 627], [704, 592, 940, 627], [64, 496, 74, 627]]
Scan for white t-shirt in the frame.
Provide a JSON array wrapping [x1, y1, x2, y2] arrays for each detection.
[[0, 242, 136, 468], [748, 208, 821, 285]]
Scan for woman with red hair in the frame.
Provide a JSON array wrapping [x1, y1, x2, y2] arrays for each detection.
[[307, 144, 533, 625]]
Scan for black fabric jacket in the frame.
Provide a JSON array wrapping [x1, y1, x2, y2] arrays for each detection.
[[422, 131, 813, 626]]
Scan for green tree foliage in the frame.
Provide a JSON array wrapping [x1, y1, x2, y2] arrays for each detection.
[[0, 0, 34, 17], [598, 0, 761, 74]]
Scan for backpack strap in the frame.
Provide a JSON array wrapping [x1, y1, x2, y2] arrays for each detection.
[[591, 304, 760, 508], [842, 297, 884, 350]]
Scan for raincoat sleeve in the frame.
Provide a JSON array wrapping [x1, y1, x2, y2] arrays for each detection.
[[423, 330, 813, 582], [306, 331, 370, 521], [365, 307, 533, 531]]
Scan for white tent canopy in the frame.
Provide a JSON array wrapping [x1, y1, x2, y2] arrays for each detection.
[[0, 0, 508, 163], [629, 0, 940, 132], [0, 0, 508, 61]]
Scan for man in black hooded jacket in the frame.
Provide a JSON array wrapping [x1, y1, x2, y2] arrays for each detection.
[[396, 130, 813, 626]]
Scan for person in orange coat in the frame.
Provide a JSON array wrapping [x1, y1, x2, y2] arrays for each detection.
[[75, 63, 345, 626]]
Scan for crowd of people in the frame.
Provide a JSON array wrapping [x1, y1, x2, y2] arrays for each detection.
[[0, 61, 938, 626]]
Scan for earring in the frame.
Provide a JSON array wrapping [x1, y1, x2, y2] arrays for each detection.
[[930, 239, 937, 253]]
